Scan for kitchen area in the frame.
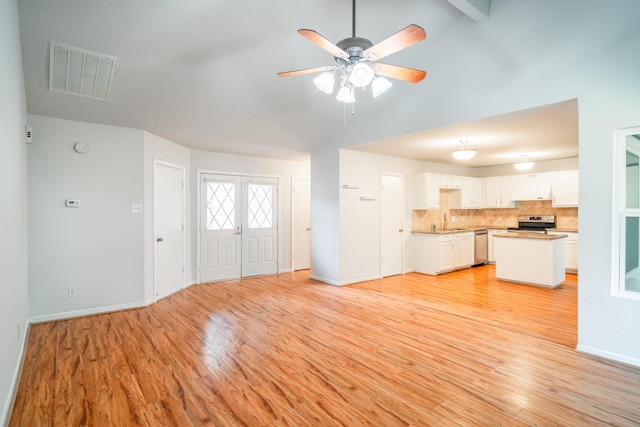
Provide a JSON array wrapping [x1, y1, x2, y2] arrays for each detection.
[[411, 170, 578, 287]]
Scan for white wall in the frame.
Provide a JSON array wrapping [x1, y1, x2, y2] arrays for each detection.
[[28, 115, 146, 321], [190, 149, 309, 280], [143, 132, 192, 301], [328, 0, 640, 365], [0, 0, 29, 423]]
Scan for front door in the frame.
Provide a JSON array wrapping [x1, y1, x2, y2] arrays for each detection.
[[154, 161, 185, 299], [381, 173, 404, 277], [241, 176, 278, 277], [200, 174, 242, 282], [199, 173, 278, 282]]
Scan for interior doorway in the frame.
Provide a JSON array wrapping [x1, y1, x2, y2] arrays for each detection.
[[199, 172, 278, 282]]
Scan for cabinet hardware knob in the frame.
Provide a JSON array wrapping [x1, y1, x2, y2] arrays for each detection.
[[156, 237, 163, 242]]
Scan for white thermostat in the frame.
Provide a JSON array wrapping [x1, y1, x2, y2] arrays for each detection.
[[65, 199, 80, 208], [73, 142, 89, 154]]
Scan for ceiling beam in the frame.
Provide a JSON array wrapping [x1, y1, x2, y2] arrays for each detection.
[[446, 0, 491, 22]]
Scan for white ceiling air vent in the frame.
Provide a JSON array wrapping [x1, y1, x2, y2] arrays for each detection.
[[48, 41, 118, 101]]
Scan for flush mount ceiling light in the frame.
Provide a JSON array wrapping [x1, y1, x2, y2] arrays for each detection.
[[452, 140, 477, 160], [514, 154, 534, 170], [49, 41, 118, 101], [278, 0, 427, 103]]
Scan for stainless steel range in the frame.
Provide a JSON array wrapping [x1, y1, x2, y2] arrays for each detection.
[[508, 215, 556, 232]]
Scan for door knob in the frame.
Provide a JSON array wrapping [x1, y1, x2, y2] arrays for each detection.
[[398, 228, 404, 232], [235, 228, 241, 235], [156, 237, 163, 242]]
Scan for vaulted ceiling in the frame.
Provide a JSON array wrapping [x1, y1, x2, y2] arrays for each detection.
[[18, 0, 577, 164]]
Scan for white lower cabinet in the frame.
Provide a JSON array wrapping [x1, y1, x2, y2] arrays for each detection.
[[454, 232, 474, 268], [548, 231, 578, 272], [488, 229, 509, 262], [414, 232, 474, 275]]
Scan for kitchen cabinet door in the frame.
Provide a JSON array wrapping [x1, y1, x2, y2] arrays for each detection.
[[484, 177, 500, 208], [453, 232, 474, 268], [547, 231, 578, 272], [440, 174, 461, 189], [488, 229, 508, 262], [460, 177, 483, 208], [463, 232, 475, 266], [552, 170, 579, 207], [413, 173, 440, 209], [498, 176, 517, 208], [438, 238, 454, 272]]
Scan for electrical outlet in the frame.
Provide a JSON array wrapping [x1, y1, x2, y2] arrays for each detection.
[[68, 287, 77, 297]]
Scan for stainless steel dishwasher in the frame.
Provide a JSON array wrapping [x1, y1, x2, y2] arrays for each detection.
[[474, 229, 488, 266]]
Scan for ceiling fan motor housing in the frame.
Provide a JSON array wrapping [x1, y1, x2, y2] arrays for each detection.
[[335, 37, 373, 64]]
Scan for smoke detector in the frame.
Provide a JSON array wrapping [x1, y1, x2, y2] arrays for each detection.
[[48, 41, 118, 101]]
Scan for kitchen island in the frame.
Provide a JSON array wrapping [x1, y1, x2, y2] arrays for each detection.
[[494, 231, 567, 288]]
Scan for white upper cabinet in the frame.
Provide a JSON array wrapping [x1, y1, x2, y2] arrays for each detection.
[[413, 173, 441, 210], [552, 170, 579, 207], [510, 172, 553, 201], [484, 176, 517, 208], [440, 174, 461, 189], [461, 177, 484, 208]]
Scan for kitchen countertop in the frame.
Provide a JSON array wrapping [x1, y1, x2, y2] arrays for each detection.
[[413, 227, 578, 235], [494, 231, 568, 240], [412, 227, 487, 234]]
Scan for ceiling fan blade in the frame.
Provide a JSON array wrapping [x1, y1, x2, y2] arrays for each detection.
[[298, 29, 349, 59], [374, 63, 426, 83], [364, 24, 426, 61], [277, 65, 336, 77]]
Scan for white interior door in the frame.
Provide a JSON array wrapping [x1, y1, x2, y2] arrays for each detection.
[[381, 173, 404, 277], [200, 174, 242, 282], [293, 178, 311, 270], [242, 176, 278, 277], [154, 162, 185, 300]]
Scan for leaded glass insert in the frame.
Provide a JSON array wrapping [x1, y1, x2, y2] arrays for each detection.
[[248, 183, 273, 229], [206, 182, 235, 230]]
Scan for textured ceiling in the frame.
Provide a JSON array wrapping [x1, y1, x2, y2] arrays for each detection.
[[18, 0, 578, 164]]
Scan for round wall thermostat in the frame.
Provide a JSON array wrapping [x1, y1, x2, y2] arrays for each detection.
[[74, 142, 89, 154]]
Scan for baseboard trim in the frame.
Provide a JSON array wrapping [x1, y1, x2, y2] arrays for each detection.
[[309, 274, 342, 286], [2, 323, 30, 427], [576, 344, 640, 368], [309, 274, 381, 286], [29, 300, 148, 324]]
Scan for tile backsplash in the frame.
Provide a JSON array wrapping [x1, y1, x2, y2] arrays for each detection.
[[412, 189, 578, 231]]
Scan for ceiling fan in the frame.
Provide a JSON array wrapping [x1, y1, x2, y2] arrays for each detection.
[[278, 0, 427, 103]]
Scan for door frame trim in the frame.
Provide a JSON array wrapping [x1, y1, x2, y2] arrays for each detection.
[[153, 159, 186, 302], [196, 169, 281, 284]]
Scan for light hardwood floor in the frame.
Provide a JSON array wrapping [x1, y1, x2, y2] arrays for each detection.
[[9, 265, 640, 426]]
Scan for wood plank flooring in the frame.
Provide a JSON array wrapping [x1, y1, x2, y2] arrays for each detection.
[[9, 265, 640, 426]]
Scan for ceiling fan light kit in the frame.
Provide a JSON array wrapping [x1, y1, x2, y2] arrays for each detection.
[[452, 140, 477, 160], [313, 72, 335, 94], [278, 0, 426, 104], [336, 84, 356, 103]]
